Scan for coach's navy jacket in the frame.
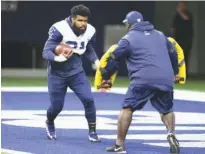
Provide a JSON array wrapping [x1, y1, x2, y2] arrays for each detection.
[[103, 21, 178, 91]]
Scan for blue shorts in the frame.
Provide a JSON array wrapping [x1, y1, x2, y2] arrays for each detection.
[[122, 84, 173, 113]]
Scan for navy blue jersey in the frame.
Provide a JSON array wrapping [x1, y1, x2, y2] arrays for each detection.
[[42, 17, 98, 77]]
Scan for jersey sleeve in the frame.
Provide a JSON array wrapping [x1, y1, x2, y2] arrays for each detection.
[[42, 26, 63, 61], [84, 32, 99, 63]]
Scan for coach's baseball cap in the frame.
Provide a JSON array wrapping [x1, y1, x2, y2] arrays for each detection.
[[122, 11, 143, 24]]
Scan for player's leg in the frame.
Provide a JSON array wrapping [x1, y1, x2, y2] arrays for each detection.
[[46, 75, 67, 140], [106, 107, 132, 153], [106, 85, 154, 153], [150, 90, 180, 154], [68, 72, 100, 142]]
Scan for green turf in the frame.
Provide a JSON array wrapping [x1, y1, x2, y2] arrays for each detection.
[[1, 77, 47, 87], [1, 77, 205, 92]]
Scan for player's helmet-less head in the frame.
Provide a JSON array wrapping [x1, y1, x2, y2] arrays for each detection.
[[71, 4, 90, 34]]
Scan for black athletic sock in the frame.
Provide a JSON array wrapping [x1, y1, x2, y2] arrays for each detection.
[[88, 123, 96, 133], [46, 119, 54, 125]]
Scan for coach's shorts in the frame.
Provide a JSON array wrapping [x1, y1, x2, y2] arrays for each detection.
[[122, 84, 173, 113]]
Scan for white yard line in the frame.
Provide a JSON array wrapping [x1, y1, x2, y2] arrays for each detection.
[[1, 148, 33, 154], [1, 87, 205, 102]]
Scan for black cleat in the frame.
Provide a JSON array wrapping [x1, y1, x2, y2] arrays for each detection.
[[106, 144, 126, 153], [45, 120, 56, 140], [167, 133, 180, 154]]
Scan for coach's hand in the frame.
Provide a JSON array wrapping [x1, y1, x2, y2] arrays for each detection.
[[54, 54, 67, 62], [174, 75, 180, 82], [99, 80, 112, 89]]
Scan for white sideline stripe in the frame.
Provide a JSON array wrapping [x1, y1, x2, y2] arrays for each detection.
[[1, 148, 33, 154], [144, 142, 205, 148], [1, 87, 205, 102]]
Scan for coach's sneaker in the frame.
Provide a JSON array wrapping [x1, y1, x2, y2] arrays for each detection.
[[88, 132, 101, 142], [167, 133, 180, 154], [106, 144, 126, 153], [45, 120, 56, 140]]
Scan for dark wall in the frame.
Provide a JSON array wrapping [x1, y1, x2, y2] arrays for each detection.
[[2, 1, 155, 75]]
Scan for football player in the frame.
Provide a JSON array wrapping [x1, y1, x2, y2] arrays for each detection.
[[42, 4, 100, 142]]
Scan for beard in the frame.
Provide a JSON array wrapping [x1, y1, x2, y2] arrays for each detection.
[[73, 24, 86, 35]]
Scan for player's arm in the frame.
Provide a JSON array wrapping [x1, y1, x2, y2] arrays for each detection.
[[101, 39, 131, 80], [166, 37, 179, 75], [85, 33, 100, 68], [42, 26, 67, 62]]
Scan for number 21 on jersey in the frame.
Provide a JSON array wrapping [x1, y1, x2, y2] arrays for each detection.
[[66, 41, 85, 50]]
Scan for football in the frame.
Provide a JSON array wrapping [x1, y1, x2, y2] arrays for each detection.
[[55, 44, 73, 56]]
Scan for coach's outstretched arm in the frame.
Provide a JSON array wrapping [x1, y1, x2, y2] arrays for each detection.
[[84, 33, 100, 68], [42, 26, 67, 62], [166, 37, 179, 75], [101, 39, 131, 80]]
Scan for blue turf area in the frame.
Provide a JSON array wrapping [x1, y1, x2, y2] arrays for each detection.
[[1, 92, 205, 154]]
